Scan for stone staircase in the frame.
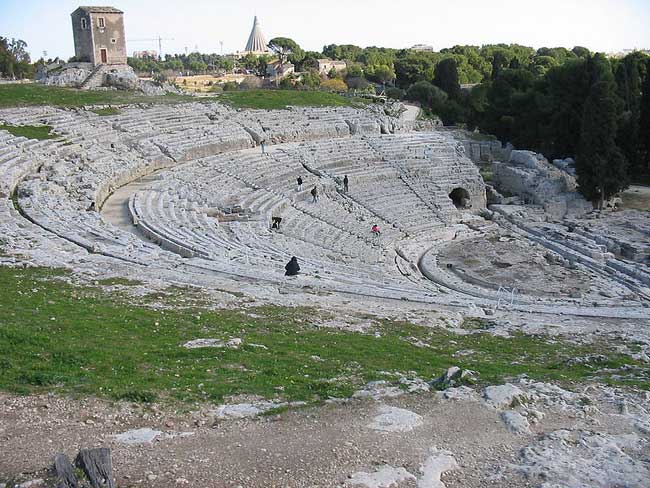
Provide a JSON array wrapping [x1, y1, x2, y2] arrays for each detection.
[[79, 64, 107, 90]]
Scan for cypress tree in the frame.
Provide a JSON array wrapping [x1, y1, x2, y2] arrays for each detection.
[[576, 81, 629, 207], [639, 61, 650, 173], [615, 57, 641, 174], [433, 58, 461, 99]]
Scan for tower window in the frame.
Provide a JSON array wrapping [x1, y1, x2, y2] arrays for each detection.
[[98, 17, 105, 28], [111, 38, 117, 44], [81, 18, 87, 29]]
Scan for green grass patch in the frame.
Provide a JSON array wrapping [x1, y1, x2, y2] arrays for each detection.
[[0, 83, 193, 108], [479, 165, 493, 183], [621, 186, 650, 212], [465, 131, 498, 142], [0, 123, 57, 140], [218, 89, 355, 110], [0, 266, 647, 406], [91, 107, 121, 116], [95, 277, 142, 287]]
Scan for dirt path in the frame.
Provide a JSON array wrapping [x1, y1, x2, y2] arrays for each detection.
[[401, 103, 421, 122], [3, 382, 648, 488]]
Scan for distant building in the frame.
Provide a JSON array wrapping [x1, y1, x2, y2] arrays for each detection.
[[266, 60, 294, 79], [235, 16, 270, 58], [411, 44, 434, 52], [71, 6, 127, 65], [606, 48, 650, 59], [317, 59, 347, 75], [132, 50, 158, 59]]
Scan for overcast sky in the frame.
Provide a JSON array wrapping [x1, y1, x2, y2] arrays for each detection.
[[1, 0, 649, 60]]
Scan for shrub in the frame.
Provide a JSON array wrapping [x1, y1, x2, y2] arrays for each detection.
[[114, 390, 157, 403], [222, 81, 239, 91], [346, 76, 370, 90], [321, 78, 348, 92], [300, 70, 321, 89], [386, 87, 405, 100], [279, 76, 295, 89], [239, 76, 263, 90]]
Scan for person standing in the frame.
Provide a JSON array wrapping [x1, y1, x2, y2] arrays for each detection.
[[343, 175, 349, 192], [297, 176, 303, 191], [311, 186, 319, 203], [260, 140, 266, 154]]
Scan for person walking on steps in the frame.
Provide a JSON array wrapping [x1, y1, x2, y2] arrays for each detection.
[[285, 256, 300, 276], [260, 140, 266, 154], [371, 224, 381, 236], [343, 175, 349, 192], [311, 186, 319, 203], [297, 176, 303, 192], [271, 215, 283, 230]]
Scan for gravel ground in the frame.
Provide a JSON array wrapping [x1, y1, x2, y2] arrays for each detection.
[[3, 381, 648, 488]]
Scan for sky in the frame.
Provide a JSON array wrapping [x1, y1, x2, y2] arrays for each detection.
[[1, 0, 649, 60]]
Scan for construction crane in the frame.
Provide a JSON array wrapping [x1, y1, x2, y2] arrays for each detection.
[[128, 36, 175, 60]]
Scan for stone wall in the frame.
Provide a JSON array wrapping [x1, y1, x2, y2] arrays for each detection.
[[71, 10, 95, 63], [89, 12, 127, 65]]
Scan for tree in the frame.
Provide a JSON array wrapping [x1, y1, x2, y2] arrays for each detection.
[[385, 87, 405, 100], [188, 60, 207, 73], [345, 63, 364, 79], [366, 64, 395, 84], [322, 44, 363, 62], [490, 50, 508, 80], [576, 81, 629, 207], [268, 37, 302, 67], [639, 61, 650, 173], [614, 55, 643, 173], [299, 69, 320, 89], [531, 55, 558, 76], [241, 53, 259, 70], [346, 76, 370, 90], [299, 51, 322, 71], [394, 52, 436, 88], [572, 46, 591, 58], [406, 81, 448, 107], [0, 37, 33, 79], [433, 58, 461, 98]]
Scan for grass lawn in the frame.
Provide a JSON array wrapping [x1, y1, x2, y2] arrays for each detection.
[[0, 266, 647, 406], [621, 185, 650, 212], [218, 89, 356, 110], [0, 123, 57, 140], [90, 107, 121, 116], [0, 83, 193, 108]]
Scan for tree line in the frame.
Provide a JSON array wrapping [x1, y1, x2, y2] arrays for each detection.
[[397, 48, 650, 204], [0, 37, 34, 79]]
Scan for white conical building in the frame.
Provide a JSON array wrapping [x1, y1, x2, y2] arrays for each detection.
[[244, 16, 269, 54]]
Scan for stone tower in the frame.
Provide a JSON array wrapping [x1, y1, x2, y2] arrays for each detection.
[[71, 6, 127, 66]]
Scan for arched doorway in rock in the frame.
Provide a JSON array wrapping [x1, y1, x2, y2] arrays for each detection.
[[449, 187, 471, 209]]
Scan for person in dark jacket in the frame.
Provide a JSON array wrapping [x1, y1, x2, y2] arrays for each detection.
[[297, 176, 303, 191], [311, 186, 318, 203], [343, 174, 349, 192], [271, 216, 282, 229], [285, 256, 300, 276]]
